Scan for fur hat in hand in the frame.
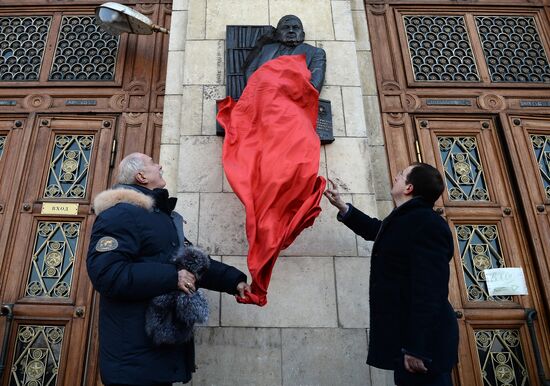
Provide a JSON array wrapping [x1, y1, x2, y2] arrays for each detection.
[[145, 246, 210, 345], [171, 246, 210, 279]]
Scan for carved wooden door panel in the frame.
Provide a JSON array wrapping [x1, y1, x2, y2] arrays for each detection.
[[0, 116, 28, 270], [0, 115, 114, 386], [505, 116, 550, 313], [415, 116, 550, 386]]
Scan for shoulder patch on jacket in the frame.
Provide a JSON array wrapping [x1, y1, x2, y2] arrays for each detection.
[[95, 236, 118, 252]]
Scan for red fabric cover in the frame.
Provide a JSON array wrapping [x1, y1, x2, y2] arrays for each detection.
[[217, 55, 326, 306]]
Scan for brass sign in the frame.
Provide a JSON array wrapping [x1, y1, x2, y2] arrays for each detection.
[[41, 203, 79, 215], [426, 99, 471, 106], [65, 99, 97, 106], [520, 100, 550, 108]]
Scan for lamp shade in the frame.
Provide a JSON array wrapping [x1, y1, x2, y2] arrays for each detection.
[[95, 2, 156, 35]]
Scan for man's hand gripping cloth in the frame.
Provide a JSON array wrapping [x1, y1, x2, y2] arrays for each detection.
[[217, 55, 326, 306]]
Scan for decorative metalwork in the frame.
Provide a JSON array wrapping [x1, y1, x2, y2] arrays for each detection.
[[0, 135, 6, 159], [438, 136, 489, 201], [44, 135, 94, 199], [476, 16, 550, 83], [456, 224, 511, 301], [475, 329, 529, 386], [49, 15, 119, 81], [530, 135, 550, 199], [403, 15, 480, 82], [26, 221, 80, 298], [10, 325, 64, 386], [226, 25, 274, 99], [0, 16, 51, 81]]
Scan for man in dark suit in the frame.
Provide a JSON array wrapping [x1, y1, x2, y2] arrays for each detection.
[[244, 14, 326, 92], [324, 163, 459, 386]]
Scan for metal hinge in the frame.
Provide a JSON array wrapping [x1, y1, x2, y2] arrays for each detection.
[[0, 304, 14, 379], [414, 140, 423, 162], [109, 138, 117, 168]]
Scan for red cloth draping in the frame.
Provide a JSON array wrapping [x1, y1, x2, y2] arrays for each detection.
[[217, 55, 326, 306]]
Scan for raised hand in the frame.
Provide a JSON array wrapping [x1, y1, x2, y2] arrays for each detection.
[[323, 178, 348, 214]]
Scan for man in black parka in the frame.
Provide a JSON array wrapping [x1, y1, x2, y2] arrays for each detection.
[[87, 152, 250, 386], [324, 163, 458, 386]]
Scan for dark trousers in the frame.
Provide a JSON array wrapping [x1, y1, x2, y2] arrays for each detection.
[[394, 370, 453, 386]]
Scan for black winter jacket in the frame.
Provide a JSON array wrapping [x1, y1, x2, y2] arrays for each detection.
[[87, 185, 246, 385], [339, 197, 458, 373]]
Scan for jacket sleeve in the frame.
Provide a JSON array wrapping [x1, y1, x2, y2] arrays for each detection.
[[309, 47, 326, 92], [338, 204, 383, 241], [198, 259, 247, 295], [404, 218, 454, 360], [86, 205, 179, 300]]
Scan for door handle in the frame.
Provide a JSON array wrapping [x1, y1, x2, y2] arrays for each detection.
[[0, 304, 14, 379], [525, 309, 550, 386]]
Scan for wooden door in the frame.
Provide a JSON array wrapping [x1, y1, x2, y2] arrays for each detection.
[[0, 115, 114, 386], [504, 116, 550, 312], [0, 116, 28, 270], [415, 116, 550, 386]]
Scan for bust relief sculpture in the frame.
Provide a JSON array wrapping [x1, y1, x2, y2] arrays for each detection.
[[243, 15, 326, 92]]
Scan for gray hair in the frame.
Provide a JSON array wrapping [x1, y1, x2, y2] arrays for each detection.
[[117, 153, 145, 184]]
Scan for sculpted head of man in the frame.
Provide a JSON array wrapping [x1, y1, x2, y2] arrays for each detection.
[[275, 15, 305, 47]]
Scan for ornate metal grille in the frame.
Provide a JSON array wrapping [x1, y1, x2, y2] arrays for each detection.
[[530, 135, 550, 199], [455, 224, 511, 301], [26, 221, 80, 298], [0, 135, 6, 159], [44, 135, 94, 199], [438, 136, 489, 201], [49, 15, 119, 81], [0, 16, 51, 81], [475, 329, 529, 386], [403, 16, 480, 82], [226, 25, 274, 99], [10, 325, 65, 386], [476, 16, 550, 83]]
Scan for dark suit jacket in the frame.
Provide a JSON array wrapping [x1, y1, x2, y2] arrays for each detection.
[[244, 42, 326, 92], [339, 197, 459, 373]]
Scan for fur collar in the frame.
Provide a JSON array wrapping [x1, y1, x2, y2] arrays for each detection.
[[93, 186, 154, 215]]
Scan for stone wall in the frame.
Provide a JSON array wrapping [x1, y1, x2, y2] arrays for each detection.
[[161, 0, 393, 384]]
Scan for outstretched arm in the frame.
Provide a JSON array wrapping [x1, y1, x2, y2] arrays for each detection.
[[309, 47, 326, 92], [198, 259, 250, 298], [324, 178, 383, 240], [324, 178, 349, 215]]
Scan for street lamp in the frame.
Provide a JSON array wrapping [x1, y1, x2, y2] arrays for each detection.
[[95, 2, 169, 35]]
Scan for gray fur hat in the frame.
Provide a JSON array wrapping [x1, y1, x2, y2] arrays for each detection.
[[145, 246, 210, 345]]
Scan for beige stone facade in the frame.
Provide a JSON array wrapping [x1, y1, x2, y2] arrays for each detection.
[[162, 1, 393, 384]]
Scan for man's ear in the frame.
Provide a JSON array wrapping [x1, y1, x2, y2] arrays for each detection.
[[135, 172, 147, 184], [404, 183, 414, 196]]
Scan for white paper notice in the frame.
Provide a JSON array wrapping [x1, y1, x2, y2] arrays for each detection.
[[484, 268, 528, 296]]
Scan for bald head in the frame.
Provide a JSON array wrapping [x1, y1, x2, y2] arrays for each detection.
[[117, 153, 166, 189], [275, 15, 305, 47]]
